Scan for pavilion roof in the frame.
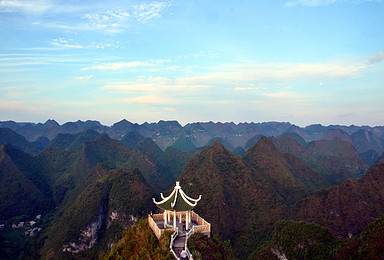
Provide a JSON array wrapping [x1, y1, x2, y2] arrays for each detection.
[[153, 181, 201, 212]]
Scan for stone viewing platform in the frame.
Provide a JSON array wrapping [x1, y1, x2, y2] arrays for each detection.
[[148, 181, 210, 259]]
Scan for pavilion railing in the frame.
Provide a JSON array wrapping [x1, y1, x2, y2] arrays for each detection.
[[149, 211, 210, 259], [185, 226, 195, 260], [148, 214, 176, 239], [190, 211, 211, 236]]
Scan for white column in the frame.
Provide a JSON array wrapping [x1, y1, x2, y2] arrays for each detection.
[[186, 210, 189, 230], [164, 210, 167, 225], [173, 211, 176, 229], [189, 210, 191, 228], [179, 212, 182, 223]]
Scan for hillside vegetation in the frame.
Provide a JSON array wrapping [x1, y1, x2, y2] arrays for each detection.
[[1, 120, 384, 259]]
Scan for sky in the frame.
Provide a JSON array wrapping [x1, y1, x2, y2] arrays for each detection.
[[1, 0, 383, 127]]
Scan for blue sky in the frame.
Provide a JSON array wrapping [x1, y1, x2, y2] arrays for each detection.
[[1, 0, 383, 126]]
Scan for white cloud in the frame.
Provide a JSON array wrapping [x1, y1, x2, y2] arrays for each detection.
[[366, 51, 384, 64], [133, 1, 168, 22], [122, 95, 177, 105], [0, 99, 44, 111], [285, 0, 384, 7], [102, 76, 210, 93], [0, 0, 53, 14], [164, 107, 177, 112], [235, 87, 267, 91], [84, 9, 131, 33], [82, 2, 170, 33], [51, 38, 84, 49], [100, 60, 365, 98], [82, 61, 153, 71], [261, 92, 313, 99], [75, 75, 93, 80]]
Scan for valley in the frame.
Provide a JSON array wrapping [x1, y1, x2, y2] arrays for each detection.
[[1, 119, 384, 259]]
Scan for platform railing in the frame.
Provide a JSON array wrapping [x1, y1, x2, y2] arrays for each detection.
[[190, 211, 211, 236], [148, 214, 176, 239], [149, 211, 210, 259]]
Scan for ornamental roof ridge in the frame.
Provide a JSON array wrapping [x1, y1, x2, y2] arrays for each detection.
[[152, 181, 202, 211]]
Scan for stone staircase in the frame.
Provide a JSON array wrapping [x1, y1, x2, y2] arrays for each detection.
[[172, 233, 187, 259]]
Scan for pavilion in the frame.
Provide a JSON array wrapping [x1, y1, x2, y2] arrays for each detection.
[[152, 181, 201, 230], [149, 181, 210, 259]]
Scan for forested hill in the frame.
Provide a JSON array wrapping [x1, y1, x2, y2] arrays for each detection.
[[1, 120, 384, 259]]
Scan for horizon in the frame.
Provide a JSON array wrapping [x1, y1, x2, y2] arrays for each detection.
[[1, 118, 383, 129], [1, 0, 384, 126]]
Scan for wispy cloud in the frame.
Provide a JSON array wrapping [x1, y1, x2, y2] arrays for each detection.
[[0, 99, 44, 111], [82, 2, 170, 33], [84, 9, 131, 33], [122, 95, 177, 105], [366, 51, 384, 64], [4, 1, 171, 34], [101, 60, 365, 95], [0, 0, 53, 14], [261, 92, 314, 99], [75, 75, 93, 80], [50, 38, 116, 50], [235, 87, 267, 91], [102, 76, 210, 93], [51, 38, 84, 49], [164, 107, 177, 112], [284, 0, 384, 7], [82, 61, 153, 71], [133, 1, 168, 22]]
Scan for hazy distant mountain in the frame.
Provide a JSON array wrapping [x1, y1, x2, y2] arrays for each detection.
[[0, 120, 107, 142], [360, 149, 381, 166], [351, 129, 384, 155], [302, 124, 327, 141], [306, 138, 369, 184], [32, 136, 50, 151], [232, 146, 246, 157], [320, 129, 352, 143], [205, 137, 234, 152], [244, 134, 264, 151], [243, 137, 328, 207], [0, 128, 40, 154], [172, 135, 196, 152], [183, 122, 213, 147], [120, 131, 144, 149], [108, 119, 139, 139], [46, 130, 101, 151], [276, 132, 307, 147], [2, 119, 384, 154], [158, 146, 193, 182], [275, 137, 369, 185], [138, 120, 185, 150], [135, 138, 163, 161], [274, 135, 307, 158]]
